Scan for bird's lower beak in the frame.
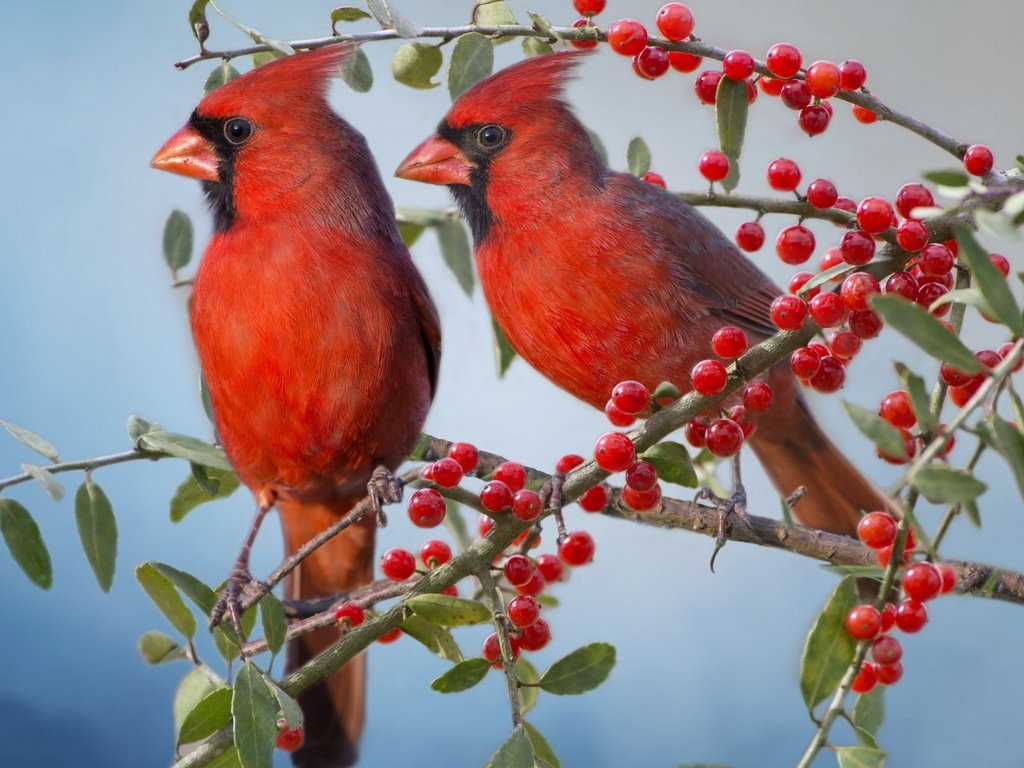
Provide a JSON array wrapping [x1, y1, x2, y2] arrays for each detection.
[[151, 124, 220, 181], [395, 136, 472, 186]]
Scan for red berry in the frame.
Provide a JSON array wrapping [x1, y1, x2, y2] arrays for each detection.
[[949, 380, 982, 409], [377, 627, 403, 643], [918, 242, 953, 277], [642, 170, 666, 188], [758, 76, 785, 96], [482, 631, 520, 667], [878, 390, 916, 428], [870, 635, 902, 665], [334, 601, 365, 628], [408, 488, 447, 528], [829, 329, 861, 359], [840, 272, 881, 312], [276, 721, 305, 752], [766, 42, 801, 79], [535, 553, 563, 584], [833, 196, 857, 216], [625, 460, 658, 492], [838, 59, 867, 90], [963, 144, 994, 176], [775, 225, 815, 265], [381, 547, 416, 581], [806, 178, 838, 209], [780, 79, 811, 110], [880, 602, 896, 633], [895, 183, 935, 219], [810, 355, 846, 393], [607, 18, 647, 56], [573, 0, 606, 16], [504, 554, 533, 586], [668, 51, 702, 72], [511, 489, 543, 522], [691, 358, 729, 395], [851, 662, 877, 694], [722, 50, 754, 81], [519, 616, 551, 651], [896, 219, 929, 252], [684, 417, 707, 448], [990, 252, 1010, 277], [558, 530, 595, 565], [479, 480, 513, 513], [798, 104, 830, 136], [735, 221, 765, 252], [478, 514, 495, 538], [594, 433, 635, 473], [790, 271, 819, 298], [508, 595, 541, 628], [876, 661, 903, 686], [849, 309, 883, 339], [633, 46, 670, 79], [698, 150, 731, 182], [711, 325, 748, 359], [838, 230, 875, 266], [448, 441, 479, 473], [578, 484, 608, 512], [915, 282, 949, 316], [857, 511, 897, 549], [622, 482, 662, 510], [556, 454, 585, 474], [845, 604, 882, 640], [902, 561, 942, 602], [805, 60, 840, 98], [494, 462, 526, 492], [419, 538, 452, 568], [937, 562, 957, 594], [877, 426, 916, 464], [894, 598, 928, 633], [939, 362, 973, 388], [656, 2, 695, 40], [605, 399, 636, 427], [514, 568, 546, 596], [856, 196, 894, 234], [884, 270, 919, 300], [430, 458, 463, 488], [852, 104, 877, 124], [767, 158, 801, 191], [771, 294, 809, 330], [569, 19, 598, 50], [705, 418, 744, 457], [727, 404, 757, 439], [742, 381, 773, 413], [694, 70, 723, 104], [808, 291, 845, 327]]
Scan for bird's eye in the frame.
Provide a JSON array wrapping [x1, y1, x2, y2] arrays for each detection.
[[223, 118, 254, 145], [476, 125, 506, 149]]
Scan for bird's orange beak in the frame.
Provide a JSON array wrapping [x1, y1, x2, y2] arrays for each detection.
[[151, 124, 220, 181], [395, 135, 472, 186]]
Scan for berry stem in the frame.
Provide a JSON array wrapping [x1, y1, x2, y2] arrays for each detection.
[[477, 565, 524, 727], [930, 438, 987, 552]]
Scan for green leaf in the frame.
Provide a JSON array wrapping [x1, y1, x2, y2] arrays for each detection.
[[204, 61, 241, 95], [538, 642, 616, 695], [779, 495, 795, 528], [626, 136, 651, 177], [492, 317, 517, 377], [476, 0, 517, 27], [179, 687, 233, 745], [716, 77, 748, 193], [0, 499, 51, 589], [975, 209, 1019, 240], [264, 677, 303, 729], [232, 662, 277, 768], [430, 657, 491, 693], [488, 725, 534, 768], [0, 419, 59, 462], [163, 210, 193, 274], [407, 593, 491, 626], [639, 441, 697, 487], [799, 575, 858, 710], [139, 430, 234, 472], [894, 363, 937, 434], [366, 0, 422, 37], [207, 747, 243, 768], [339, 46, 373, 92], [447, 33, 494, 101], [522, 37, 554, 56], [1002, 190, 1024, 220], [188, 0, 212, 43], [150, 561, 218, 614], [797, 261, 855, 296], [136, 562, 197, 639], [20, 463, 64, 500], [398, 222, 425, 246], [139, 630, 188, 665], [820, 564, 885, 580], [652, 381, 680, 401], [391, 42, 442, 88], [516, 657, 539, 714], [869, 295, 982, 374], [435, 218, 474, 296], [991, 414, 1024, 502], [586, 129, 608, 165], [524, 721, 561, 768], [910, 465, 987, 503], [922, 169, 969, 187], [127, 413, 158, 441], [963, 498, 982, 528], [74, 479, 117, 591], [214, 606, 258, 663], [174, 667, 220, 737], [330, 6, 371, 32], [836, 745, 887, 768], [260, 592, 287, 657], [852, 685, 885, 736], [171, 467, 241, 522], [842, 401, 909, 460], [526, 11, 555, 38], [957, 225, 1024, 335], [400, 615, 464, 661], [251, 50, 284, 68]]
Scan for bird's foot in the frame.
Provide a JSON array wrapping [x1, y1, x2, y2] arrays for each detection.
[[695, 482, 751, 573], [209, 562, 269, 639], [367, 465, 403, 527], [538, 471, 568, 547]]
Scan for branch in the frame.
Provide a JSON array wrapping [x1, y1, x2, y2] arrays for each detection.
[[0, 448, 166, 492]]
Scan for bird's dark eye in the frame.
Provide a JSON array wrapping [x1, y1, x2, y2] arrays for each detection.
[[476, 125, 506, 149], [223, 118, 253, 145]]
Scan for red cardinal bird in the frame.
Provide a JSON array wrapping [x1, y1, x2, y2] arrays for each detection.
[[397, 51, 883, 537], [152, 45, 440, 766]]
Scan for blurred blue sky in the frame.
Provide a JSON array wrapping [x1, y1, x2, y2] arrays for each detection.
[[1, 1, 1022, 766]]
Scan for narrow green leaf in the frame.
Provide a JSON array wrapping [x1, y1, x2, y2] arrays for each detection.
[[171, 467, 241, 522], [330, 6, 371, 32], [260, 592, 287, 657], [264, 677, 302, 729], [526, 11, 555, 37], [869, 295, 982, 374], [910, 465, 987, 503], [435, 218, 474, 296], [366, 0, 422, 37], [963, 498, 982, 528], [149, 561, 218, 614], [779, 496, 795, 528], [652, 381, 680, 401], [522, 37, 554, 56], [835, 745, 887, 768], [391, 42, 442, 88], [538, 642, 616, 695], [626, 136, 651, 177], [492, 317, 517, 377], [188, 0, 212, 43], [396, 206, 446, 226], [339, 47, 373, 92], [430, 657, 491, 693], [852, 685, 885, 736], [820, 564, 885, 580], [0, 419, 59, 462], [894, 363, 937, 433], [639, 441, 697, 487], [0, 499, 52, 589], [21, 464, 64, 500], [476, 0, 517, 27], [853, 725, 881, 750], [990, 415, 1024, 502], [799, 575, 858, 709], [139, 430, 233, 471], [1003, 190, 1024, 220], [179, 687, 233, 745], [716, 77, 748, 193], [163, 209, 193, 273], [74, 479, 117, 591], [842, 401, 909, 460], [208, 746, 243, 768], [447, 33, 494, 101], [524, 721, 561, 768], [407, 593, 491, 626], [127, 414, 158, 441], [922, 169, 969, 187], [232, 662, 277, 768], [215, 607, 258, 663], [586, 129, 608, 165], [174, 667, 220, 737], [957, 225, 1024, 335], [798, 261, 855, 296], [139, 630, 188, 665], [488, 725, 534, 768], [191, 462, 219, 495], [398, 222, 425, 246], [136, 562, 197, 639], [204, 61, 241, 95], [975, 209, 1019, 240], [251, 50, 284, 68], [399, 615, 464, 661], [516, 657, 539, 714]]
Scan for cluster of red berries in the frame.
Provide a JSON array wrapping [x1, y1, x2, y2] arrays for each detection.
[[594, 380, 666, 511], [843, 511, 957, 694]]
